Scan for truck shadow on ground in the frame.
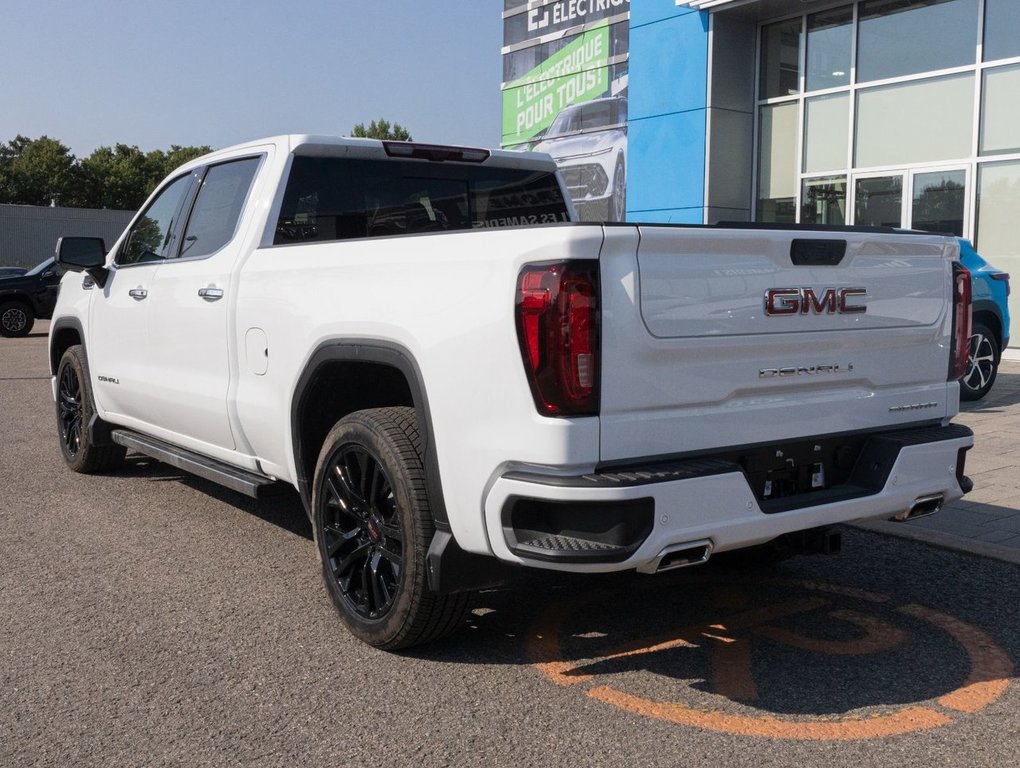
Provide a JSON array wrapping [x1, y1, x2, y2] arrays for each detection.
[[117, 454, 1019, 739], [412, 530, 1019, 737], [119, 455, 312, 540]]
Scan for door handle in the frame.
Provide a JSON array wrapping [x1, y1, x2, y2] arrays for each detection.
[[198, 287, 224, 302], [128, 288, 148, 301]]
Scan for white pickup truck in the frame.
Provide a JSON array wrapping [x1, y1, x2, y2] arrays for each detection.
[[50, 135, 974, 649]]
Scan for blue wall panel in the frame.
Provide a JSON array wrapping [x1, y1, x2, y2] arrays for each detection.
[[631, 0, 699, 28], [629, 11, 709, 120], [626, 110, 706, 214], [626, 4, 710, 220]]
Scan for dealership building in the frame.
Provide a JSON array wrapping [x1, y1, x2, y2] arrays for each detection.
[[502, 0, 1020, 337]]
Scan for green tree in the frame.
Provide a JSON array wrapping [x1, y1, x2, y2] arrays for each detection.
[[77, 144, 153, 209], [0, 135, 80, 206], [77, 143, 212, 209], [351, 119, 412, 141]]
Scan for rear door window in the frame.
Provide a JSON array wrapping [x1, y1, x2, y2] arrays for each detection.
[[177, 157, 261, 259]]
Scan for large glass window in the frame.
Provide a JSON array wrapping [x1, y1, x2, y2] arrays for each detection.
[[806, 6, 852, 91], [760, 19, 801, 99], [117, 174, 192, 266], [855, 74, 974, 167], [804, 93, 849, 173], [753, 0, 1017, 267], [912, 170, 966, 236], [981, 65, 1020, 156], [179, 157, 260, 260], [855, 176, 903, 227], [977, 161, 1020, 259], [983, 0, 1020, 62], [757, 102, 798, 222], [857, 0, 978, 83], [802, 177, 847, 224]]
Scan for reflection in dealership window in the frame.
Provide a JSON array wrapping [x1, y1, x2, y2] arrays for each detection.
[[760, 18, 801, 99], [855, 176, 903, 228], [912, 170, 965, 236], [806, 6, 852, 92], [802, 177, 847, 225], [983, 0, 1020, 62], [857, 0, 978, 83]]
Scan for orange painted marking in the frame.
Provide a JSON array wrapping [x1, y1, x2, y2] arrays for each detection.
[[711, 637, 759, 702], [768, 578, 890, 604], [899, 604, 1014, 714], [754, 609, 908, 656], [587, 686, 951, 741], [527, 580, 1015, 741]]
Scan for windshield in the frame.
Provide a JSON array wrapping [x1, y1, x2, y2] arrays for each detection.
[[546, 99, 627, 138], [25, 257, 54, 276]]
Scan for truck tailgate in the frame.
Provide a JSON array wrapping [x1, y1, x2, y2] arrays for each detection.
[[598, 225, 957, 463]]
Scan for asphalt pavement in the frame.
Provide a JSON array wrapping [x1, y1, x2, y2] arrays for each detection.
[[2, 323, 1018, 767]]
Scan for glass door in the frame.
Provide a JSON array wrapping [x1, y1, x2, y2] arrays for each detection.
[[853, 173, 905, 228], [909, 168, 967, 237], [850, 167, 970, 236]]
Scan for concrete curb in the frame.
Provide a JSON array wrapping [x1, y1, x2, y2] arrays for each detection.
[[852, 519, 1020, 566]]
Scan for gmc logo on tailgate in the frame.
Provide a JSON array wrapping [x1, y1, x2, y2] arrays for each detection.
[[765, 287, 868, 316]]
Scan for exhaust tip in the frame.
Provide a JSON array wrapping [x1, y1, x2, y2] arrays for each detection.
[[648, 540, 713, 573], [892, 493, 944, 522]]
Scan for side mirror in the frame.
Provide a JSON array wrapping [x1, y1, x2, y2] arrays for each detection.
[[56, 237, 108, 288]]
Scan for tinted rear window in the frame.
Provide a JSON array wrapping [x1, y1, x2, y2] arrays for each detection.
[[274, 156, 569, 245]]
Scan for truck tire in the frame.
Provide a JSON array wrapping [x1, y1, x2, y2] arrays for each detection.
[[0, 301, 34, 337], [961, 321, 999, 401], [311, 407, 470, 649], [55, 345, 127, 472]]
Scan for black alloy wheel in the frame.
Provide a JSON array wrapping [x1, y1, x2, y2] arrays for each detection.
[[312, 407, 470, 649], [58, 359, 84, 458], [54, 345, 126, 473], [321, 444, 404, 620], [961, 321, 999, 401], [0, 301, 33, 337]]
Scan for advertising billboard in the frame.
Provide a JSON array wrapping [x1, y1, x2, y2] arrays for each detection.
[[501, 0, 630, 221]]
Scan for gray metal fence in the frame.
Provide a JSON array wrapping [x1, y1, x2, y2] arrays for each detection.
[[0, 204, 133, 269]]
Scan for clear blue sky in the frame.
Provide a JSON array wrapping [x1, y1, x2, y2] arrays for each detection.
[[0, 0, 504, 156]]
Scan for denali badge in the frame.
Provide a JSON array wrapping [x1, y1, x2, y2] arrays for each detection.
[[765, 287, 867, 316], [759, 363, 854, 379], [889, 401, 938, 412]]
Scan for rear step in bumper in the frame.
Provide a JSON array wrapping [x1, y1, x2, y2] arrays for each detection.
[[111, 429, 279, 499], [486, 423, 973, 573]]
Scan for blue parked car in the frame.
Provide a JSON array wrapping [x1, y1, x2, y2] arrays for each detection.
[[959, 239, 1010, 401]]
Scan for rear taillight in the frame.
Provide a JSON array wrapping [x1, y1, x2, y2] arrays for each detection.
[[515, 260, 600, 416], [991, 272, 1010, 296], [949, 261, 972, 381]]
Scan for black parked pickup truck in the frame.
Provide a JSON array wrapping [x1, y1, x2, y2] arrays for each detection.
[[0, 257, 65, 337]]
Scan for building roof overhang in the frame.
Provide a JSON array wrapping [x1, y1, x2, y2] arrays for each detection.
[[677, 0, 760, 10]]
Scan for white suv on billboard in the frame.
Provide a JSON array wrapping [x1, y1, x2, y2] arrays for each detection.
[[533, 96, 627, 222]]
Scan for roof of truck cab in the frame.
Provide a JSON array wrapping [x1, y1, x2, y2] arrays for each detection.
[[178, 134, 558, 173]]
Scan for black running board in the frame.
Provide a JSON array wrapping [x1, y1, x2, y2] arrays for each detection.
[[111, 429, 279, 499]]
